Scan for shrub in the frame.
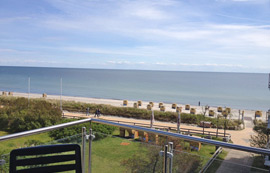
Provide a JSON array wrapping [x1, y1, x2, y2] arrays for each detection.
[[49, 119, 117, 141], [0, 97, 62, 133]]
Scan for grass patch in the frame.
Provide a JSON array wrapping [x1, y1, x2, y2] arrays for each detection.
[[203, 147, 228, 173], [251, 155, 269, 172], [0, 129, 229, 173], [189, 144, 227, 173], [86, 136, 147, 173], [0, 131, 52, 154], [0, 131, 8, 136]]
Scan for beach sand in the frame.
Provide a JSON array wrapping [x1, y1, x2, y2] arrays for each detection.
[[2, 91, 267, 122]]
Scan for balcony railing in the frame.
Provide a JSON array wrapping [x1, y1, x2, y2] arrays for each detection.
[[0, 118, 269, 173]]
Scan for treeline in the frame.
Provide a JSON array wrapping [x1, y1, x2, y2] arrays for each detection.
[[0, 97, 62, 133], [62, 101, 242, 129]]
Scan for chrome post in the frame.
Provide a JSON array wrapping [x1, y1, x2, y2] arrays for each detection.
[[88, 128, 95, 173], [82, 127, 86, 173], [163, 145, 168, 173], [168, 142, 173, 173]]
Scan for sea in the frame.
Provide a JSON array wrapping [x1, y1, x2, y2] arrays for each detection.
[[0, 66, 269, 111]]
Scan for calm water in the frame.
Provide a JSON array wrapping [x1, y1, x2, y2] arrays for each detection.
[[0, 66, 269, 111]]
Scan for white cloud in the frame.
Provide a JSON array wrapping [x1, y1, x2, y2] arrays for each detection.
[[154, 62, 246, 68], [0, 17, 31, 23], [1, 0, 270, 72]]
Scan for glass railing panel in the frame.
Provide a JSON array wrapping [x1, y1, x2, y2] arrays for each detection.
[[0, 153, 9, 173], [200, 148, 269, 173], [88, 130, 163, 173], [0, 131, 83, 173]]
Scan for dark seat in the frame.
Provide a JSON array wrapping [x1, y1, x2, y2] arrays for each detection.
[[9, 144, 82, 173]]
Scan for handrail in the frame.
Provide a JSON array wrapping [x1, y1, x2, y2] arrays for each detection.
[[0, 118, 269, 155], [199, 147, 223, 173], [91, 118, 270, 155], [0, 118, 91, 142], [63, 114, 231, 137], [103, 118, 231, 137]]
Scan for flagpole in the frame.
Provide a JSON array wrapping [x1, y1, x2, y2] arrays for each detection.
[[28, 77, 30, 107], [60, 78, 62, 111]]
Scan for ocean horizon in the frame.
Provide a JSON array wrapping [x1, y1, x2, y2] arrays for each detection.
[[0, 66, 269, 111]]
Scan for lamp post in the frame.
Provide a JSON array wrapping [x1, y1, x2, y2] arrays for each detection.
[[216, 115, 219, 138], [267, 109, 270, 122], [150, 110, 154, 128], [177, 111, 181, 133], [224, 112, 228, 138], [238, 110, 241, 123], [28, 77, 30, 108], [202, 105, 209, 136], [60, 78, 62, 111], [267, 73, 270, 149]]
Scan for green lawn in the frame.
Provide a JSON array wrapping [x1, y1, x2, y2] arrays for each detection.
[[0, 131, 52, 154], [251, 155, 268, 172], [0, 130, 227, 173], [189, 144, 227, 173], [90, 137, 144, 173], [0, 131, 8, 136]]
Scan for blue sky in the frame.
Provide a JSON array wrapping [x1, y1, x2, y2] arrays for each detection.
[[0, 0, 269, 72]]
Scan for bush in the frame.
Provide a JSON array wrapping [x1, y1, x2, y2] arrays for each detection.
[[0, 97, 62, 133], [49, 119, 117, 141]]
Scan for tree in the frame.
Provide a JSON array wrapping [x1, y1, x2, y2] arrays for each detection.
[[250, 121, 270, 148], [121, 137, 202, 173]]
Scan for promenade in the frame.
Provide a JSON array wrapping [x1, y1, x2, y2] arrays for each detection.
[[63, 111, 255, 147]]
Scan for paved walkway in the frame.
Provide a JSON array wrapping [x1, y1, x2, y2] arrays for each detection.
[[215, 118, 263, 173], [216, 149, 254, 173], [63, 111, 255, 146]]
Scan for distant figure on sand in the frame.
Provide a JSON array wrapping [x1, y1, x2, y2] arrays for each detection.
[[198, 101, 200, 106]]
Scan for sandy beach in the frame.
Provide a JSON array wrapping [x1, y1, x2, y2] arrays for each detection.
[[1, 91, 267, 122]]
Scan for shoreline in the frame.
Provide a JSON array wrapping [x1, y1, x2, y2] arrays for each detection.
[[0, 91, 267, 121]]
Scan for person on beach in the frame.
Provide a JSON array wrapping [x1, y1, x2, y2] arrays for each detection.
[[198, 101, 200, 106]]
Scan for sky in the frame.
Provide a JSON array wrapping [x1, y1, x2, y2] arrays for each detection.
[[0, 0, 270, 73]]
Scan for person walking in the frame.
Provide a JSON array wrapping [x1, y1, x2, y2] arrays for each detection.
[[97, 109, 101, 117], [94, 109, 98, 118], [86, 107, 90, 116], [198, 101, 200, 106]]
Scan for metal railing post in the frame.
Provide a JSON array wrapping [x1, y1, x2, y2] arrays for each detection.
[[168, 142, 173, 173], [88, 128, 95, 173], [163, 145, 168, 173], [82, 127, 86, 173]]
